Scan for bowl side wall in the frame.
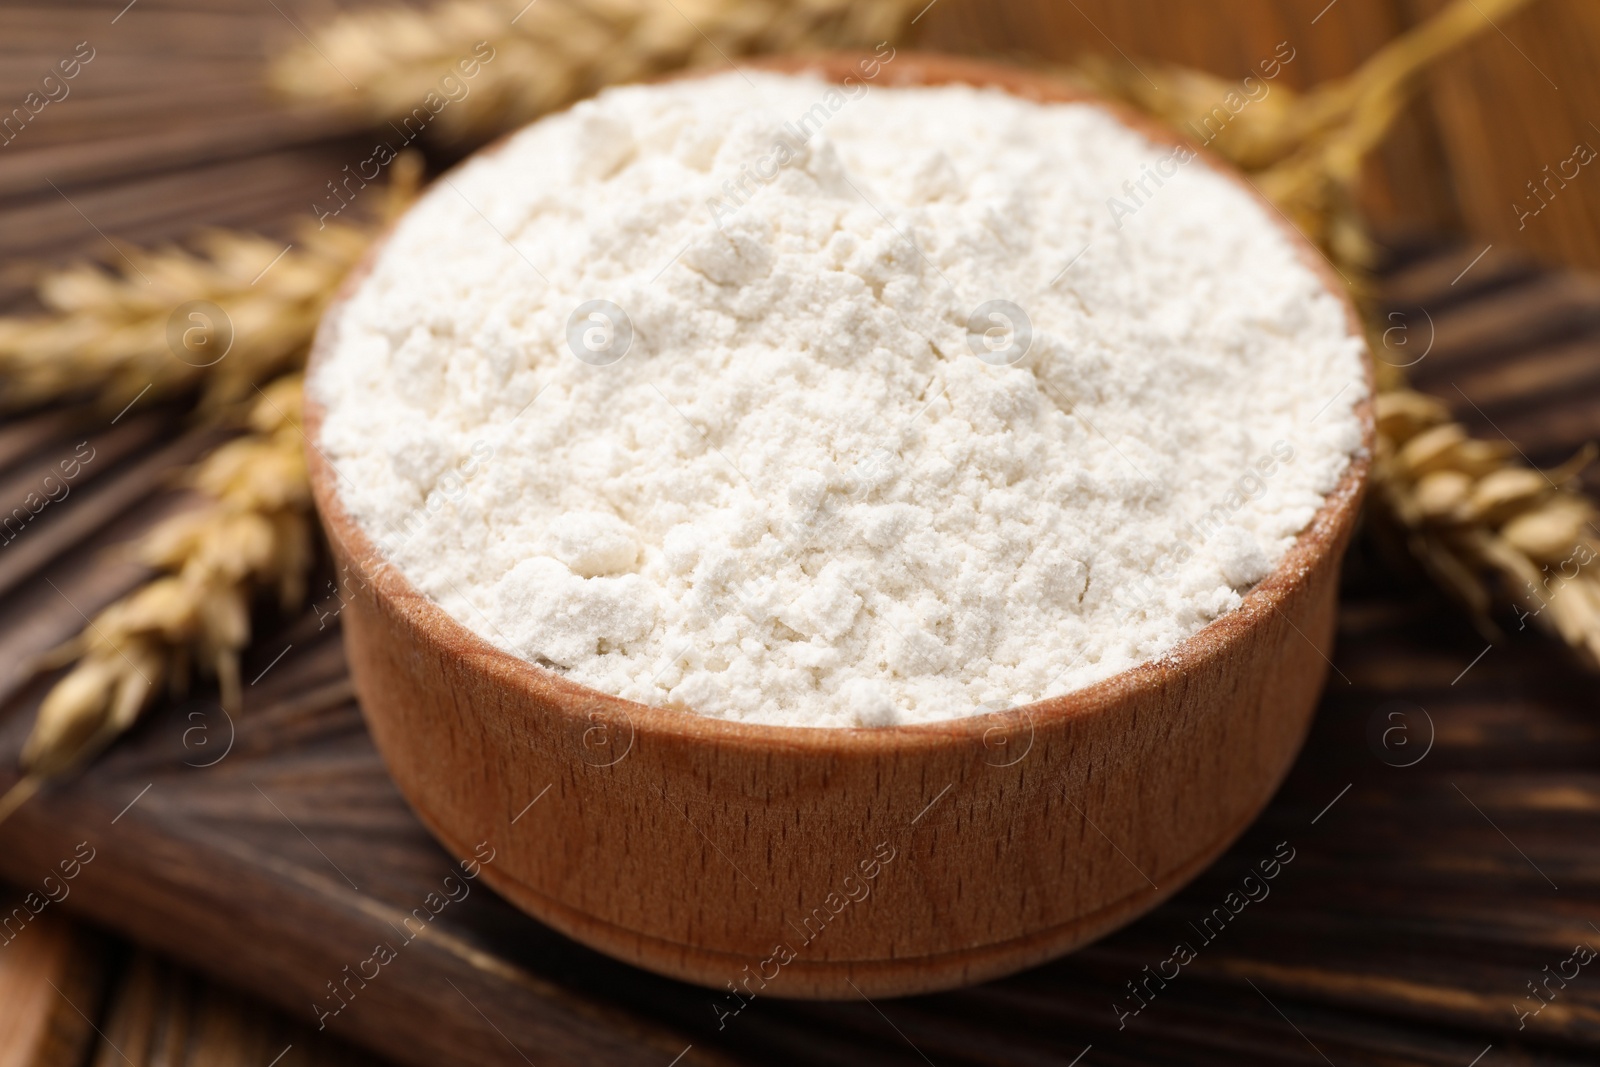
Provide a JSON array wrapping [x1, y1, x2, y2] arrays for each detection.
[[321, 466, 1351, 997]]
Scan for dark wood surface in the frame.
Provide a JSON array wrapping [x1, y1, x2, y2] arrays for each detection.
[[4, 244, 1600, 1066], [3, 1, 1600, 1064]]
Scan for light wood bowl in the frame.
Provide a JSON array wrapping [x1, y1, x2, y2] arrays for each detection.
[[304, 53, 1374, 999]]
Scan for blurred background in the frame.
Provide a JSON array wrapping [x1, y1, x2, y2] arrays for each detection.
[[7, 0, 1600, 291], [3, 1, 1599, 1065]]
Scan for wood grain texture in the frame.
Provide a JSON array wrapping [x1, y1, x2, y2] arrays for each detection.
[[0, 239, 1598, 1063], [0, 1, 1598, 1063], [81, 949, 385, 1067], [0, 909, 103, 1067], [0, 0, 374, 310], [910, 0, 1462, 242], [1387, 240, 1600, 483], [909, 0, 1600, 268], [1403, 0, 1600, 270]]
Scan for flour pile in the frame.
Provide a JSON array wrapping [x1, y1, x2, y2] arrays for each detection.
[[313, 70, 1366, 727]]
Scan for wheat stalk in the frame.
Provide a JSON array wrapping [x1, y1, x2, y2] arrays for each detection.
[[1075, 0, 1541, 271], [268, 0, 923, 142], [0, 154, 421, 416], [0, 224, 362, 415], [0, 376, 313, 825], [1081, 0, 1600, 661], [2, 0, 1587, 828], [1374, 390, 1600, 664], [0, 160, 421, 826]]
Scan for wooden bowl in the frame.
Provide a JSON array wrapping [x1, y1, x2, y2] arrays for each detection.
[[304, 52, 1374, 1000]]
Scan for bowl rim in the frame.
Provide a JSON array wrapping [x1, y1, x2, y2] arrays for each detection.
[[302, 49, 1376, 755]]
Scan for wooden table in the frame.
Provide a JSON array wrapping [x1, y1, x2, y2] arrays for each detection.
[[3, 2, 1600, 1065]]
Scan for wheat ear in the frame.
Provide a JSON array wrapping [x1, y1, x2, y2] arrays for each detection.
[[0, 224, 363, 415], [1374, 391, 1600, 664], [268, 0, 923, 142], [1075, 0, 1541, 270], [1078, 0, 1600, 662], [0, 154, 421, 415], [0, 376, 312, 825], [0, 160, 421, 826]]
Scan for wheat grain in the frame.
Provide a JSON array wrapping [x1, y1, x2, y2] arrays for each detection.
[[1078, 0, 1600, 665], [0, 376, 315, 826], [0, 225, 362, 415], [1075, 0, 1541, 270], [268, 0, 923, 142], [0, 154, 421, 415], [0, 160, 421, 825], [6, 0, 1592, 827], [1374, 389, 1600, 664]]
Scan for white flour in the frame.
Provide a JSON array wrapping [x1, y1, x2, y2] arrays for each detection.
[[313, 71, 1366, 728]]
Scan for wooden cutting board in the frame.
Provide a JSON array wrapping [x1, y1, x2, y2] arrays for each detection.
[[3, 241, 1600, 1067]]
